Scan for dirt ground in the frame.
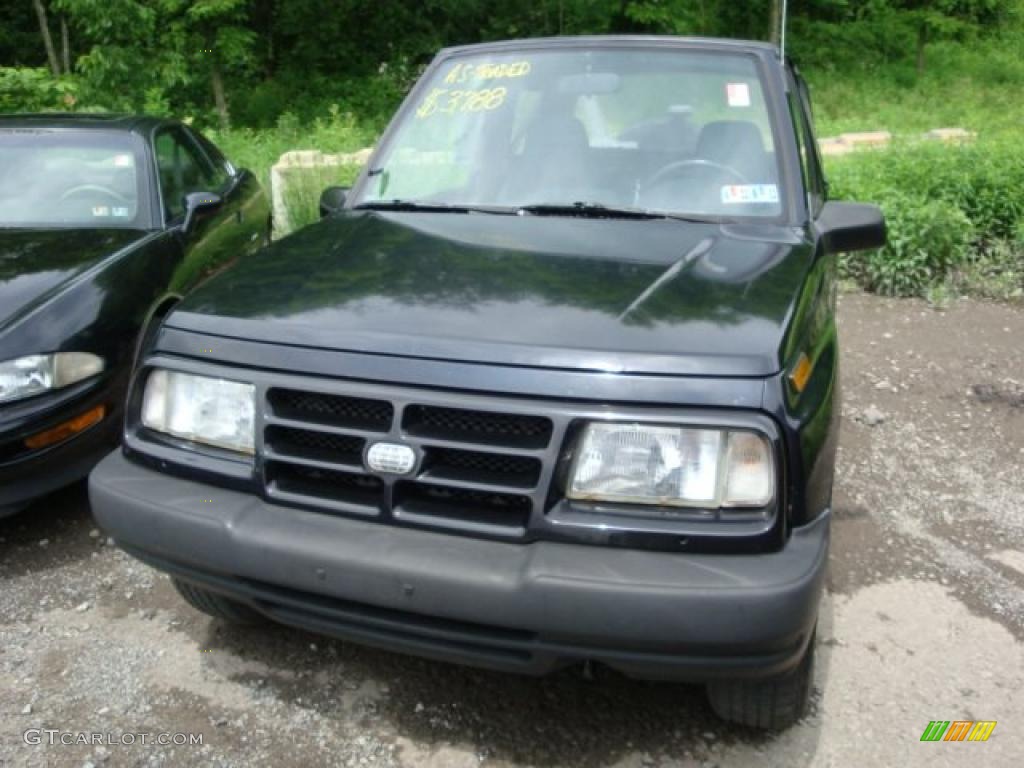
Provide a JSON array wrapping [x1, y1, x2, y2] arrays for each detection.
[[1, 292, 1022, 768]]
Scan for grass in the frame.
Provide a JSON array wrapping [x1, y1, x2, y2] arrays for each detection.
[[807, 39, 1024, 140], [279, 164, 364, 233], [208, 106, 377, 193]]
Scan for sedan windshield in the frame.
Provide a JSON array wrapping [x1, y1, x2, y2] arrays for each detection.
[[357, 48, 785, 220], [0, 130, 144, 228]]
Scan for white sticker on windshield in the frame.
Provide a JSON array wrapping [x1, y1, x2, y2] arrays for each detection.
[[92, 206, 111, 217], [726, 82, 751, 108], [112, 207, 130, 217], [721, 184, 779, 205], [114, 154, 134, 167]]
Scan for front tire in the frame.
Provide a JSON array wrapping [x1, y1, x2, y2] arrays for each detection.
[[706, 633, 815, 730], [172, 578, 265, 625]]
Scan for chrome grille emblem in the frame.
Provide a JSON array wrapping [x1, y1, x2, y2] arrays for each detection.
[[366, 442, 416, 475]]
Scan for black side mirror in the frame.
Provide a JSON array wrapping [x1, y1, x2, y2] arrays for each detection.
[[181, 191, 223, 234], [319, 186, 349, 218], [817, 201, 887, 254]]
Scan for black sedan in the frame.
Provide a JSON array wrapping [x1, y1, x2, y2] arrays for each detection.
[[0, 114, 270, 516]]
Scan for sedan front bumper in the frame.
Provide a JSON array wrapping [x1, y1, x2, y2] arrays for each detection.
[[0, 382, 120, 515], [90, 451, 828, 681]]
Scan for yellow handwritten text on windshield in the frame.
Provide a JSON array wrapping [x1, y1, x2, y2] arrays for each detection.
[[415, 87, 508, 119], [444, 61, 531, 84]]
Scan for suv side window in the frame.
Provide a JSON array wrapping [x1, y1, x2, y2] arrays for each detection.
[[790, 73, 826, 216], [153, 127, 222, 221]]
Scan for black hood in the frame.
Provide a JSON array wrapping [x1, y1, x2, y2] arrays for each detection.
[[167, 211, 814, 377], [0, 228, 145, 332]]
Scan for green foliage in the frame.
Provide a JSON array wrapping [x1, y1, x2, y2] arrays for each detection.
[[208, 106, 374, 188], [828, 140, 1024, 297], [281, 165, 363, 234], [852, 196, 974, 296], [0, 67, 76, 111]]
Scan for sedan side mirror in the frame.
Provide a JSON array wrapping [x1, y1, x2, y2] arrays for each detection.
[[319, 186, 349, 218], [181, 191, 223, 235], [817, 201, 887, 254]]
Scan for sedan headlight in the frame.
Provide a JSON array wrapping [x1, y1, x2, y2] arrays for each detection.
[[568, 423, 774, 509], [0, 353, 105, 404], [141, 369, 255, 455]]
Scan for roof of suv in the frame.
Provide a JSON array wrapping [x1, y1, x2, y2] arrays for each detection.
[[440, 35, 781, 58]]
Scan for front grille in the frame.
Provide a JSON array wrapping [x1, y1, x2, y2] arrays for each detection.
[[265, 425, 364, 466], [266, 461, 384, 511], [421, 446, 542, 489], [394, 482, 533, 530], [268, 389, 393, 432], [263, 386, 555, 539], [404, 404, 552, 449]]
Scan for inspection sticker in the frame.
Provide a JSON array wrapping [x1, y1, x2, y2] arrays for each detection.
[[113, 154, 134, 167], [721, 184, 779, 204], [91, 206, 110, 217], [726, 82, 751, 108], [112, 207, 130, 217]]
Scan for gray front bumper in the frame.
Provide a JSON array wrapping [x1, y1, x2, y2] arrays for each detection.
[[89, 451, 828, 681]]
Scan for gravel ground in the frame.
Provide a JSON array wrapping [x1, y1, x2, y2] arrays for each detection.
[[1, 292, 1022, 768]]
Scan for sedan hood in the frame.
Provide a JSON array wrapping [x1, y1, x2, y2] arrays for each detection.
[[168, 211, 814, 377], [0, 228, 145, 332]]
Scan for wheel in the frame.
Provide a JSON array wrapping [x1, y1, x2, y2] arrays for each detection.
[[706, 633, 815, 730], [172, 578, 265, 625]]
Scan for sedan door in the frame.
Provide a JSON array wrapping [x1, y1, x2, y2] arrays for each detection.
[[152, 125, 257, 295]]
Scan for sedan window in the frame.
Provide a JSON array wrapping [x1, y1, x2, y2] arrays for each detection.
[[0, 130, 144, 229], [154, 128, 223, 222]]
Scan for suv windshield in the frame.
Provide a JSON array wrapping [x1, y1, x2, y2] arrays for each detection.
[[0, 130, 144, 229], [357, 47, 784, 220]]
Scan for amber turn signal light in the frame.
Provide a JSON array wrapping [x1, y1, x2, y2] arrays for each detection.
[[24, 405, 106, 450], [789, 353, 813, 394]]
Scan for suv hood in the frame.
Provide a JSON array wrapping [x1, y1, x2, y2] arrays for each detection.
[[167, 211, 813, 377], [0, 228, 144, 332]]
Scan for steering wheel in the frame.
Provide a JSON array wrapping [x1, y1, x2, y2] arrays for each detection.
[[643, 158, 749, 190], [59, 184, 129, 204], [637, 158, 751, 212]]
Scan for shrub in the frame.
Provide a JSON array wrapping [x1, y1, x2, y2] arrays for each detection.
[[280, 164, 363, 234], [0, 67, 77, 112], [849, 197, 974, 297], [208, 106, 376, 190], [827, 139, 1024, 298]]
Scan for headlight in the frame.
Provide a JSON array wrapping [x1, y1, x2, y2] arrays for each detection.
[[141, 369, 255, 455], [568, 423, 774, 509], [0, 352, 105, 404]]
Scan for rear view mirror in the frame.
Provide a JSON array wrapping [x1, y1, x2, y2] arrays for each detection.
[[319, 186, 349, 218], [817, 201, 887, 253], [181, 191, 223, 235], [557, 72, 621, 95]]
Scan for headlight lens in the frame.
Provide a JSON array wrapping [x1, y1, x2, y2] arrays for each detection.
[[0, 352, 105, 404], [141, 369, 255, 455], [568, 423, 774, 509]]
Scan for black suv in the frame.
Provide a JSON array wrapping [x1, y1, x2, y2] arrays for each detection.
[[90, 37, 885, 729]]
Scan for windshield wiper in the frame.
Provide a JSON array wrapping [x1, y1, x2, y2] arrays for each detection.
[[353, 199, 515, 215], [517, 202, 711, 223]]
